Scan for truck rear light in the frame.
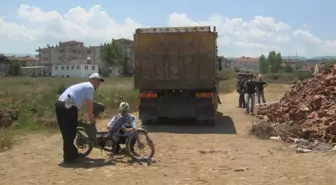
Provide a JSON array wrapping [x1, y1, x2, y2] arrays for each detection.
[[139, 92, 157, 98], [195, 93, 213, 98]]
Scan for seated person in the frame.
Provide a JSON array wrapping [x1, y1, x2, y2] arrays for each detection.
[[104, 102, 137, 142]]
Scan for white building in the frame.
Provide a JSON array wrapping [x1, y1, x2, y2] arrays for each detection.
[[51, 64, 99, 78], [36, 39, 134, 77]]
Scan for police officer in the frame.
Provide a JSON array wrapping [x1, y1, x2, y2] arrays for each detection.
[[55, 73, 104, 164]]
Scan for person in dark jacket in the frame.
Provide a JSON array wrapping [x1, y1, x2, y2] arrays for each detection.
[[244, 76, 257, 115]]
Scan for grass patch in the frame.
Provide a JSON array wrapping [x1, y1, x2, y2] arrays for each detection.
[[219, 79, 236, 94], [262, 72, 313, 84], [0, 77, 138, 151]]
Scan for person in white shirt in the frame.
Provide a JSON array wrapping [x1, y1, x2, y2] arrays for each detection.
[[55, 73, 104, 164]]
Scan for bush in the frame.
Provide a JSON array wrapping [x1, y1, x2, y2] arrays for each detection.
[[262, 71, 313, 84], [218, 69, 236, 80], [218, 79, 236, 94]]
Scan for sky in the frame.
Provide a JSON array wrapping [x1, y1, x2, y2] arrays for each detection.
[[0, 0, 335, 57]]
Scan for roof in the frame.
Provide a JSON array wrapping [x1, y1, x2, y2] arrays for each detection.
[[114, 38, 134, 45], [61, 40, 83, 44], [21, 66, 48, 69], [232, 57, 258, 63], [2, 55, 38, 62], [17, 57, 39, 61], [0, 54, 9, 64]]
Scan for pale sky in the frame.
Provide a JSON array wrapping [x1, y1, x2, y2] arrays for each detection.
[[0, 0, 335, 57]]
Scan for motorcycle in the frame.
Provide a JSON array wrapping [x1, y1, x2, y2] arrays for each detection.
[[74, 95, 155, 163]]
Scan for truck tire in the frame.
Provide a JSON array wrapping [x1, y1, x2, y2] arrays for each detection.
[[141, 119, 153, 125], [205, 119, 216, 126]]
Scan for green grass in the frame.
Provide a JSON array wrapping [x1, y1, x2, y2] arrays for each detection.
[[0, 77, 138, 151], [0, 74, 238, 151], [219, 79, 236, 94]]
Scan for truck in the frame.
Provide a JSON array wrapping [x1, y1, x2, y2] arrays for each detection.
[[133, 26, 221, 125]]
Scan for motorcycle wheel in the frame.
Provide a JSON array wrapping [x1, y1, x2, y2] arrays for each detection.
[[125, 128, 155, 161], [75, 133, 93, 157]]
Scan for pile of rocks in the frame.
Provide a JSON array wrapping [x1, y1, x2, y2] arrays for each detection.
[[257, 64, 336, 143], [0, 106, 19, 128]]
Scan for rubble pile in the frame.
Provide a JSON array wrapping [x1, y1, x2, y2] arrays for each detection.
[[257, 64, 336, 143], [0, 106, 19, 128]]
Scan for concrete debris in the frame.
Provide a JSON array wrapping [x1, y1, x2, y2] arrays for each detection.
[[257, 64, 336, 143], [270, 136, 281, 140]]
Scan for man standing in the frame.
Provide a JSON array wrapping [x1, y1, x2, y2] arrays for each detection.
[[244, 76, 257, 115], [256, 75, 267, 105], [237, 77, 246, 108], [55, 73, 104, 164]]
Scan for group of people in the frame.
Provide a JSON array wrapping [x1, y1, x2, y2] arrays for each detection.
[[55, 73, 136, 165], [237, 74, 267, 115]]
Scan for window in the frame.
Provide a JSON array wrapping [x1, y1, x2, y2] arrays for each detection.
[[92, 66, 95, 70], [76, 65, 80, 69], [85, 65, 88, 70], [71, 65, 75, 70], [61, 66, 65, 70], [66, 66, 69, 70], [55, 66, 58, 70]]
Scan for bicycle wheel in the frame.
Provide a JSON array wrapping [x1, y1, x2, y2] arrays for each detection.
[[125, 128, 155, 161], [74, 132, 93, 157]]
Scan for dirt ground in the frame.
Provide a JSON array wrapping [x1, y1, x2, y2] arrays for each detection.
[[1, 84, 336, 185]]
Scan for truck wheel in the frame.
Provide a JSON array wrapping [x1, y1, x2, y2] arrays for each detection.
[[141, 119, 153, 125], [205, 119, 216, 126]]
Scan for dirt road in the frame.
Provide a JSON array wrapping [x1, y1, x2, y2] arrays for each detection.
[[1, 84, 336, 185]]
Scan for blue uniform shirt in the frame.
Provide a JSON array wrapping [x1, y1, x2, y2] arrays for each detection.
[[58, 82, 95, 109]]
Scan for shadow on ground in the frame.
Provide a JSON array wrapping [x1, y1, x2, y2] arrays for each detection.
[[143, 112, 237, 134], [58, 158, 117, 169]]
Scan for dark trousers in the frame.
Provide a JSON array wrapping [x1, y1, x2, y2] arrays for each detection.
[[257, 90, 266, 104], [55, 101, 79, 162], [239, 92, 245, 107]]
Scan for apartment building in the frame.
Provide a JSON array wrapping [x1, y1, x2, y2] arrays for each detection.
[[36, 39, 134, 76], [36, 40, 103, 66]]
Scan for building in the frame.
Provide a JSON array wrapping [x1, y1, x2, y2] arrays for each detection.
[[231, 57, 259, 72], [36, 40, 104, 74], [0, 54, 9, 77], [36, 39, 134, 76], [51, 63, 99, 78]]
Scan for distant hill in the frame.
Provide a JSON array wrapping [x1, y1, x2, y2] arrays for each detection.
[[282, 56, 307, 60], [226, 56, 336, 61], [309, 56, 336, 60], [1, 53, 34, 57]]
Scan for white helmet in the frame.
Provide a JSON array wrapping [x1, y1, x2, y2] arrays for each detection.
[[118, 102, 130, 112]]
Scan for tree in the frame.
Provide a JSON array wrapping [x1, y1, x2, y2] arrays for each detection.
[[7, 60, 21, 76], [267, 51, 283, 73], [259, 54, 268, 73], [274, 53, 283, 72], [118, 55, 132, 76], [100, 39, 124, 76]]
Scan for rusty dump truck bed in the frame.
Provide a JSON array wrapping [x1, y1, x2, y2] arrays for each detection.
[[133, 26, 218, 89]]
